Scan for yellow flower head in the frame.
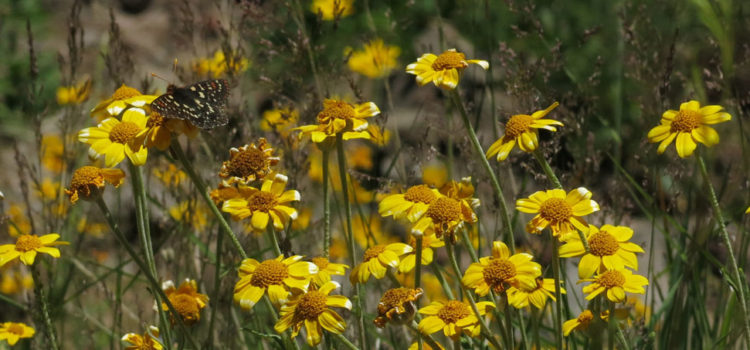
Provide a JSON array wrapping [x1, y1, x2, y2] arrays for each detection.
[[439, 177, 480, 209], [310, 0, 354, 20], [221, 174, 300, 233], [122, 326, 163, 350], [647, 100, 731, 158], [406, 49, 489, 90], [0, 264, 34, 295], [379, 184, 441, 222], [581, 268, 649, 303], [169, 201, 209, 232], [41, 134, 65, 173], [209, 182, 245, 206], [35, 178, 60, 202], [261, 107, 299, 135], [0, 233, 68, 267], [0, 322, 34, 346], [91, 84, 158, 121], [310, 257, 349, 287], [418, 299, 495, 339], [516, 187, 599, 240], [350, 243, 413, 284], [461, 241, 542, 296], [296, 99, 380, 144], [78, 108, 149, 167], [6, 204, 31, 237], [422, 163, 448, 188], [57, 79, 91, 106], [234, 255, 318, 310], [563, 310, 595, 336], [65, 166, 126, 204], [192, 50, 250, 78], [161, 279, 209, 326], [398, 234, 444, 274], [274, 281, 351, 347], [411, 196, 477, 240], [507, 278, 564, 309], [374, 287, 423, 328], [346, 39, 400, 78], [486, 102, 563, 162], [219, 138, 280, 185], [559, 224, 645, 278], [153, 163, 187, 187]]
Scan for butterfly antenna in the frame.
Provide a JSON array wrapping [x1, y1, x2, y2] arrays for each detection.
[[172, 58, 179, 73], [150, 73, 170, 84]]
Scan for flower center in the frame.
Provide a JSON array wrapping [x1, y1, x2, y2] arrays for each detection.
[[436, 300, 471, 325], [504, 114, 534, 138], [6, 324, 24, 335], [317, 101, 355, 123], [312, 257, 330, 270], [170, 294, 200, 321], [578, 310, 594, 324], [293, 290, 327, 322], [482, 258, 516, 292], [229, 148, 267, 178], [539, 198, 573, 223], [111, 84, 141, 100], [670, 109, 702, 133], [378, 288, 416, 313], [363, 245, 387, 262], [597, 270, 626, 289], [146, 113, 165, 128], [70, 166, 101, 187], [250, 260, 289, 288], [425, 197, 461, 224], [431, 51, 468, 71], [588, 231, 619, 257], [403, 185, 437, 204], [15, 235, 43, 252], [247, 191, 277, 212], [109, 121, 141, 144]]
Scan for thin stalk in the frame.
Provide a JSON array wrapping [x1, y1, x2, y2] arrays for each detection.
[[414, 236, 424, 350], [332, 332, 360, 350], [449, 90, 515, 253], [502, 294, 515, 349], [31, 264, 59, 350], [323, 149, 331, 258], [551, 238, 564, 350], [267, 225, 283, 257], [408, 321, 442, 350], [608, 301, 616, 350], [615, 326, 631, 350], [207, 226, 223, 349]]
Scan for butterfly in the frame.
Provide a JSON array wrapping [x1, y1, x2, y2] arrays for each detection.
[[151, 79, 230, 130]]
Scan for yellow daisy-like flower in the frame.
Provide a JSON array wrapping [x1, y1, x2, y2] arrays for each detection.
[[192, 50, 250, 78], [418, 299, 495, 339], [439, 177, 480, 209], [516, 187, 600, 239], [274, 281, 351, 346], [169, 201, 209, 231], [122, 326, 163, 350], [56, 79, 91, 106], [41, 134, 65, 173], [310, 257, 349, 287], [581, 268, 649, 303], [647, 100, 732, 158], [486, 102, 563, 162], [422, 162, 448, 188], [0, 233, 68, 267], [296, 99, 380, 144], [260, 107, 299, 135], [398, 234, 445, 273], [350, 243, 413, 284], [141, 112, 195, 151], [0, 264, 34, 295], [310, 0, 354, 20], [563, 310, 595, 336], [65, 166, 126, 204], [209, 182, 244, 205], [746, 206, 750, 214], [507, 278, 563, 309], [161, 279, 209, 326], [234, 255, 318, 310], [78, 108, 149, 167], [559, 224, 645, 278], [346, 39, 400, 79], [379, 184, 441, 222], [0, 322, 34, 346], [219, 138, 280, 185], [6, 204, 31, 237], [153, 163, 187, 187], [406, 49, 489, 90], [411, 196, 477, 239], [91, 84, 158, 120], [461, 241, 541, 296], [221, 174, 300, 233], [34, 178, 60, 202], [374, 287, 423, 328]]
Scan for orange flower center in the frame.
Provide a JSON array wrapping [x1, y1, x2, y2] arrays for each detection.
[[431, 51, 468, 71], [247, 191, 277, 212], [147, 113, 165, 128], [6, 324, 24, 335], [539, 198, 572, 223], [363, 245, 387, 262], [403, 185, 437, 204], [377, 288, 422, 315], [436, 300, 471, 325], [250, 260, 289, 288], [170, 294, 200, 323], [228, 147, 268, 178], [596, 270, 626, 289], [426, 197, 461, 224], [482, 258, 516, 292], [293, 290, 327, 321], [577, 310, 594, 324], [318, 101, 355, 123], [670, 109, 702, 133], [504, 114, 534, 138], [312, 257, 330, 270], [70, 166, 102, 188], [588, 231, 619, 257], [109, 121, 141, 144], [15, 235, 43, 252], [111, 84, 142, 100]]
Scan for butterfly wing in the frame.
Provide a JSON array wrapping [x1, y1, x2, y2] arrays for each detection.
[[151, 79, 230, 130]]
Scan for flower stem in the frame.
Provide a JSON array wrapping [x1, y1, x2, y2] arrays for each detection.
[[267, 225, 282, 257], [31, 264, 59, 350], [697, 152, 750, 345], [449, 90, 515, 253], [608, 301, 616, 350], [322, 148, 331, 258], [207, 224, 223, 349], [414, 236, 424, 350], [408, 321, 442, 350], [332, 332, 360, 350], [551, 238, 564, 350]]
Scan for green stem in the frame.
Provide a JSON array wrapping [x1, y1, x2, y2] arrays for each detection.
[[323, 149, 331, 258], [267, 225, 282, 257], [449, 90, 515, 253], [408, 321, 442, 350], [608, 301, 616, 350], [31, 264, 59, 350], [414, 236, 424, 350], [551, 238, 564, 350], [332, 332, 360, 350], [207, 226, 223, 349]]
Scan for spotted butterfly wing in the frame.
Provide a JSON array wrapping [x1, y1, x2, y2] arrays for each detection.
[[152, 79, 230, 130]]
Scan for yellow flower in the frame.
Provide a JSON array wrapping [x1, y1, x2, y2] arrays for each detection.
[[65, 166, 126, 204], [647, 100, 732, 158], [379, 184, 440, 222], [222, 174, 300, 233], [219, 138, 280, 185], [0, 263, 34, 295], [209, 182, 244, 206], [439, 177, 480, 209], [91, 84, 158, 120], [291, 207, 312, 231], [310, 0, 354, 20], [0, 233, 68, 267], [486, 102, 563, 162], [406, 49, 489, 90], [56, 79, 91, 105], [461, 241, 541, 296], [153, 163, 187, 187], [169, 201, 209, 232], [346, 39, 400, 78], [35, 178, 60, 201], [374, 287, 423, 328], [581, 268, 649, 303], [6, 204, 31, 237], [422, 163, 448, 188], [122, 326, 163, 350], [418, 299, 495, 339], [192, 50, 250, 78], [296, 98, 380, 144], [76, 217, 108, 238], [347, 144, 374, 170], [234, 255, 318, 310], [350, 243, 413, 284], [746, 206, 750, 214], [141, 112, 189, 151], [161, 279, 209, 326], [398, 234, 444, 273], [507, 278, 563, 309], [41, 135, 65, 173], [559, 224, 645, 278], [408, 341, 444, 350], [78, 108, 149, 167], [411, 196, 476, 239], [274, 281, 351, 346], [310, 257, 349, 287], [516, 187, 599, 239], [563, 310, 595, 336], [0, 322, 34, 346], [260, 107, 299, 135]]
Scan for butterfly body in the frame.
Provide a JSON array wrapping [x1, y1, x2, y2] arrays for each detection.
[[152, 79, 230, 129]]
